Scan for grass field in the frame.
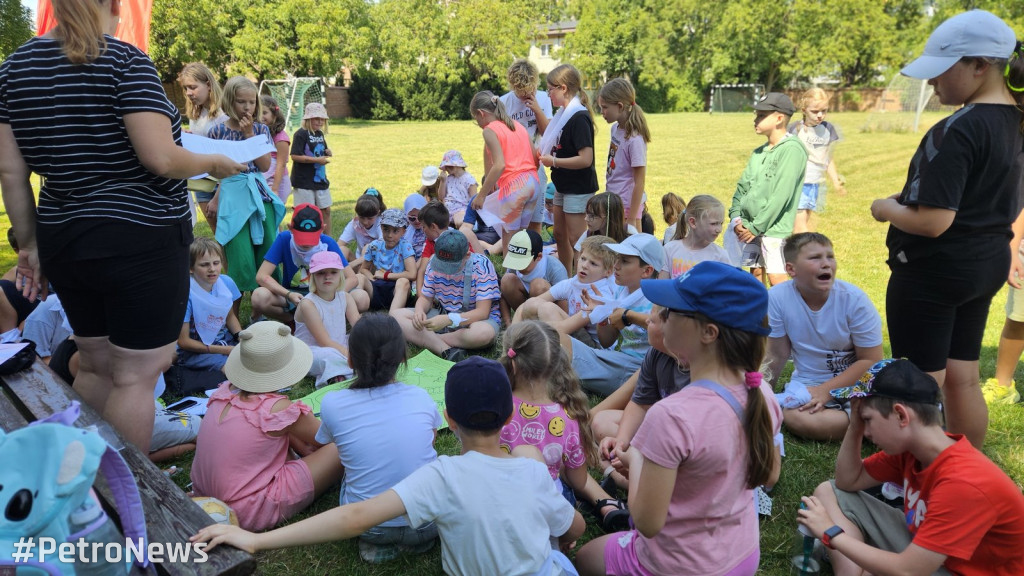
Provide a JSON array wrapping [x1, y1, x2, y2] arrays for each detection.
[[2, 111, 1022, 575]]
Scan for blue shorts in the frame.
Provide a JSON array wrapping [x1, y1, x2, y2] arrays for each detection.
[[798, 183, 820, 211]]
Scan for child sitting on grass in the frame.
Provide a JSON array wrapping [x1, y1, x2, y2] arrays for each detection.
[[499, 229, 568, 325], [361, 208, 417, 313], [439, 150, 477, 227], [190, 321, 344, 531], [294, 252, 362, 388], [513, 235, 615, 350], [176, 237, 241, 373], [193, 356, 586, 576], [315, 314, 442, 563], [340, 191, 385, 272]]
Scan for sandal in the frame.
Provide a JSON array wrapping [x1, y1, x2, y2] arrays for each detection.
[[594, 498, 631, 532]]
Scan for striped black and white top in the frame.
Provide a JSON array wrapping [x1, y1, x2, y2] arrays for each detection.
[[0, 36, 189, 227]]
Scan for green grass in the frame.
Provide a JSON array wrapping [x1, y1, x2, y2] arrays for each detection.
[[3, 111, 1023, 575]]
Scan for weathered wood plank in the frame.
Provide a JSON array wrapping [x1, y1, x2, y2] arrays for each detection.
[[1, 359, 256, 576]]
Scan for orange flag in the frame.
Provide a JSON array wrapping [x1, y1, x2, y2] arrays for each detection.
[[36, 0, 153, 53]]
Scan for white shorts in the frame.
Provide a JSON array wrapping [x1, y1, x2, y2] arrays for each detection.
[[761, 236, 786, 274], [293, 187, 332, 209]]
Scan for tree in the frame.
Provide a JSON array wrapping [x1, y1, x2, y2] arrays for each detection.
[[1, 0, 34, 60]]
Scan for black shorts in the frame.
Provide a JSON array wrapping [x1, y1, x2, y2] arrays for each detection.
[[0, 279, 40, 325], [40, 221, 191, 350], [369, 278, 412, 311], [886, 248, 1009, 372], [49, 337, 78, 385]]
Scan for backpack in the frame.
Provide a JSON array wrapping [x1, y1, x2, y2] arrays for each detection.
[[0, 402, 149, 575]]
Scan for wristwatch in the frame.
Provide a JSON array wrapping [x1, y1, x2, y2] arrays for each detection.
[[621, 310, 632, 327], [447, 312, 464, 328], [822, 525, 845, 549]]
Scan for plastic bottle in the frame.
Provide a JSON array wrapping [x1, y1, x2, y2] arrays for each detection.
[[68, 497, 125, 576]]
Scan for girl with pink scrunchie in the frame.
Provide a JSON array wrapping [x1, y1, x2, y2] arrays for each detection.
[[576, 260, 783, 576]]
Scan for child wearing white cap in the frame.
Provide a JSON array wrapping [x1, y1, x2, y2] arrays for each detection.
[[869, 9, 1024, 448], [499, 229, 568, 325]]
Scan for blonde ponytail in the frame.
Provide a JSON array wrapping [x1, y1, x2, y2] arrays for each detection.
[[51, 0, 108, 64], [598, 78, 650, 143], [470, 91, 516, 131]]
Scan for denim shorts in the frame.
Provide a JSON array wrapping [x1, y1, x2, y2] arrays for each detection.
[[798, 182, 820, 211]]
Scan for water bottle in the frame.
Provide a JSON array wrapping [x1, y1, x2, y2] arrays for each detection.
[[791, 503, 822, 575], [68, 497, 125, 576]]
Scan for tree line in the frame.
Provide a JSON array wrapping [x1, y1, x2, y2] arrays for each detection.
[[3, 1, 1022, 119]]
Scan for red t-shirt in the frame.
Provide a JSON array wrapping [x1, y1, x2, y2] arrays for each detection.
[[421, 236, 474, 260], [863, 434, 1024, 575]]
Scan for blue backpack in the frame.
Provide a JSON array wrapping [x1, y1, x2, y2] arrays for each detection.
[[0, 402, 148, 575]]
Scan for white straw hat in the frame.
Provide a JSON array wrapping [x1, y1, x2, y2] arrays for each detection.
[[224, 321, 312, 393]]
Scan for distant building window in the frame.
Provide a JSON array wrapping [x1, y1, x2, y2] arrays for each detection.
[[540, 43, 552, 57]]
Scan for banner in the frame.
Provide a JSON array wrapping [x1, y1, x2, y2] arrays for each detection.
[[36, 0, 153, 53]]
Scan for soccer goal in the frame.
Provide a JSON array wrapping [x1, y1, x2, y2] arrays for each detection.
[[709, 84, 766, 113], [861, 76, 955, 133], [259, 77, 327, 132]]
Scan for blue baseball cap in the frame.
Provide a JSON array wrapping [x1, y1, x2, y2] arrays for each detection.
[[445, 357, 513, 431], [640, 261, 769, 335]]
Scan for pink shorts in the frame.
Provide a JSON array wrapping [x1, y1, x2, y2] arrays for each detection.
[[603, 531, 655, 576], [604, 530, 760, 576], [228, 459, 315, 531]]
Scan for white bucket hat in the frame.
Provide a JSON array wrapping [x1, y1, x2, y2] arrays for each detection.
[[224, 321, 313, 394], [901, 10, 1016, 79]]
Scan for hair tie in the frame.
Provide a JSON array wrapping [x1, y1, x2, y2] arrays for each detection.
[[507, 348, 516, 359], [1007, 44, 1024, 92], [745, 372, 762, 389], [631, 101, 636, 106]]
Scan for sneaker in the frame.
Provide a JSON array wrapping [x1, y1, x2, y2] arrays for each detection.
[[441, 347, 468, 363], [982, 378, 1021, 405], [358, 539, 399, 564]]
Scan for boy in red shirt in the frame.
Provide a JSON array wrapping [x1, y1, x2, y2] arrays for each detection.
[[799, 359, 1024, 576]]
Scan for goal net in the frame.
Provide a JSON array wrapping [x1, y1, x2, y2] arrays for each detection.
[[709, 84, 765, 113], [259, 77, 327, 133], [862, 75, 955, 133]]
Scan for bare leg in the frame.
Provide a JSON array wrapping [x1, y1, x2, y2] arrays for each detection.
[[251, 287, 293, 323], [938, 359, 987, 448], [782, 408, 850, 442], [390, 278, 411, 313], [793, 209, 812, 234], [321, 207, 332, 238], [198, 201, 216, 235], [301, 442, 345, 497], [437, 322, 497, 350], [576, 534, 613, 576], [994, 318, 1024, 387], [0, 294, 19, 332], [499, 273, 527, 326], [553, 206, 573, 275], [563, 212, 587, 277]]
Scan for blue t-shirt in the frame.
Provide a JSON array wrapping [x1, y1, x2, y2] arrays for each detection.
[[364, 238, 415, 273], [463, 194, 499, 237], [263, 231, 347, 289]]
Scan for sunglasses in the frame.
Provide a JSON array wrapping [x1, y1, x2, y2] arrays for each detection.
[[407, 215, 419, 222]]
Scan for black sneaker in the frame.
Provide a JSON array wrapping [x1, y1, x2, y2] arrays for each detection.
[[441, 347, 468, 363]]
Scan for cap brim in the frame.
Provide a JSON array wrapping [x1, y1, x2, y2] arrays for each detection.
[[830, 382, 870, 401], [640, 278, 695, 312], [291, 230, 321, 246], [605, 242, 641, 257], [502, 251, 533, 271], [900, 55, 958, 79], [429, 256, 462, 276]]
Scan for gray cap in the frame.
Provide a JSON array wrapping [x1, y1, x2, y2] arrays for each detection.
[[606, 233, 666, 271], [753, 92, 796, 116]]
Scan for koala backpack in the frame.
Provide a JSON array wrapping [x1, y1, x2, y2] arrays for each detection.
[[0, 402, 148, 575]]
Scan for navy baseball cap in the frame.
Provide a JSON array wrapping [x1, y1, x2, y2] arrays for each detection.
[[640, 261, 769, 335], [831, 359, 941, 405], [445, 357, 513, 431]]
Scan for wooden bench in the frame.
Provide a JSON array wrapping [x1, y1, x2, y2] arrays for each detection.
[[0, 358, 256, 576]]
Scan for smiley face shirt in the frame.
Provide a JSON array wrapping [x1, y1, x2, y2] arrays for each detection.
[[500, 396, 586, 480]]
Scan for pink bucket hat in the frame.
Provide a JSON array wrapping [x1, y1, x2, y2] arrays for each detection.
[[440, 150, 467, 168]]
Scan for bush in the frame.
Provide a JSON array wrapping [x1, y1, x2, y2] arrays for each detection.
[[348, 67, 505, 121]]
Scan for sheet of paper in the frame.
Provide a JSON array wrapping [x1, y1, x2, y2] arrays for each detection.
[[478, 194, 505, 239], [0, 342, 28, 365], [298, 350, 454, 429], [181, 132, 275, 179]]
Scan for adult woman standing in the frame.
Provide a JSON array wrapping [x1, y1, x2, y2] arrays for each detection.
[[0, 0, 244, 452]]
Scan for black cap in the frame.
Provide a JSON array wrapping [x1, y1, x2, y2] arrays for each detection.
[[444, 357, 513, 431], [753, 92, 796, 116], [831, 359, 941, 405]]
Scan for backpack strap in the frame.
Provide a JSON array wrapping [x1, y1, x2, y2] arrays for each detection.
[[460, 254, 481, 313], [688, 380, 744, 421], [32, 402, 150, 569]]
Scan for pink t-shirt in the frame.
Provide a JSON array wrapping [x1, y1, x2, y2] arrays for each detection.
[[500, 396, 586, 480], [604, 123, 647, 217], [631, 380, 782, 576], [190, 383, 315, 530], [486, 120, 537, 194], [264, 130, 292, 200]]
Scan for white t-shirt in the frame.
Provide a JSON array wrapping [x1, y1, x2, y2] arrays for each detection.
[[339, 218, 383, 258], [661, 240, 733, 278], [662, 223, 677, 245], [548, 275, 615, 343], [315, 383, 441, 527], [500, 91, 553, 143], [392, 451, 575, 576], [768, 279, 882, 386]]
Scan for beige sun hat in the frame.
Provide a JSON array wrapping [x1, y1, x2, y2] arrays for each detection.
[[224, 321, 313, 394]]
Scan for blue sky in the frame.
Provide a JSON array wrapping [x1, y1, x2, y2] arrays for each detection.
[[21, 0, 34, 20]]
